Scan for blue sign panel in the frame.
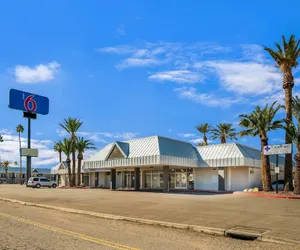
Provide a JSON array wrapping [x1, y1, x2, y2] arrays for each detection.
[[9, 89, 49, 115]]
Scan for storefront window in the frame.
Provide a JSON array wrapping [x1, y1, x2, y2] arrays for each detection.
[[144, 170, 163, 188]]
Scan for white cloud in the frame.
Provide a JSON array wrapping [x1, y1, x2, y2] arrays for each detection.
[[56, 129, 69, 137], [168, 129, 172, 132], [75, 131, 140, 142], [14, 61, 60, 83], [96, 45, 135, 54], [241, 44, 265, 62], [117, 24, 125, 36], [116, 58, 162, 69], [149, 70, 203, 84], [178, 133, 195, 138], [189, 137, 204, 145], [0, 130, 57, 166], [174, 87, 242, 108], [195, 61, 281, 96]]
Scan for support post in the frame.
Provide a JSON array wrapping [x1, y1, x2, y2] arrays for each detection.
[[26, 117, 31, 184], [134, 167, 140, 191], [163, 166, 169, 192], [218, 167, 225, 191], [111, 169, 116, 190], [276, 154, 279, 194]]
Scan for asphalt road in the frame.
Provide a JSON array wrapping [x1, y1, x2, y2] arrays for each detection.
[[0, 201, 295, 250], [0, 185, 300, 242]]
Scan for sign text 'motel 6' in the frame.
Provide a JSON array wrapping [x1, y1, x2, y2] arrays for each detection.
[[9, 89, 49, 115]]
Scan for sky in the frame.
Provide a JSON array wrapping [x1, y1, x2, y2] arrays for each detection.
[[0, 0, 300, 168]]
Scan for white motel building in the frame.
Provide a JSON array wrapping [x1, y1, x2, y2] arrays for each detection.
[[53, 135, 285, 192]]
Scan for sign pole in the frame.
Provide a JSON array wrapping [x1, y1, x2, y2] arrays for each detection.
[[276, 154, 279, 194], [26, 117, 31, 183]]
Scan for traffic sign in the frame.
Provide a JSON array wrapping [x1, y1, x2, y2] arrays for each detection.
[[9, 89, 49, 115], [263, 144, 292, 155], [20, 148, 38, 157]]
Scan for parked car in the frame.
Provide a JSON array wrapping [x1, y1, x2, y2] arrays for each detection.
[[271, 180, 284, 190], [27, 177, 57, 188]]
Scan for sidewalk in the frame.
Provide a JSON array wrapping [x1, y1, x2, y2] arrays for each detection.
[[0, 185, 299, 242]]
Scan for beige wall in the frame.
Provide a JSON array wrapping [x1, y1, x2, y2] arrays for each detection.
[[230, 167, 249, 191], [89, 172, 95, 187], [194, 168, 218, 191], [248, 167, 262, 188]]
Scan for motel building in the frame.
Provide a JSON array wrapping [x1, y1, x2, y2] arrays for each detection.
[[72, 135, 285, 192]]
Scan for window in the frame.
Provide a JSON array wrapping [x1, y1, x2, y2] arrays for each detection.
[[40, 178, 50, 182], [33, 178, 39, 181]]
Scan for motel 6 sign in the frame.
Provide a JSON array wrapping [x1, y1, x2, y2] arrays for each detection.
[[8, 89, 49, 115]]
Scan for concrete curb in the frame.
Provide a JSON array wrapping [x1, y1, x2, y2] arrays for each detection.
[[0, 197, 297, 246], [242, 192, 300, 199]]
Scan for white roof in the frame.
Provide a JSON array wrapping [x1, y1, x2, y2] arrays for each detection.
[[83, 135, 287, 170], [197, 143, 285, 168], [87, 135, 199, 161]]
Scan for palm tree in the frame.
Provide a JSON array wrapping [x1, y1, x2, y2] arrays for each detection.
[[283, 120, 300, 194], [239, 102, 284, 192], [264, 35, 300, 190], [196, 123, 211, 145], [211, 123, 237, 143], [60, 138, 75, 187], [2, 161, 11, 183], [60, 118, 83, 186], [16, 124, 24, 184], [76, 137, 96, 186], [54, 141, 63, 163]]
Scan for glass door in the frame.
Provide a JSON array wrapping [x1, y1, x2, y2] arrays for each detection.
[[175, 172, 187, 189]]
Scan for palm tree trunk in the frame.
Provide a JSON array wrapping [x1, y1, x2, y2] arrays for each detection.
[[283, 70, 294, 191], [59, 151, 62, 163], [203, 135, 208, 145], [77, 155, 82, 186], [294, 151, 300, 194], [5, 169, 8, 183], [19, 132, 22, 185], [72, 150, 76, 186], [261, 138, 272, 191], [66, 158, 72, 187]]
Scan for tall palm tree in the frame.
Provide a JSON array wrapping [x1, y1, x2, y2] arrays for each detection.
[[196, 123, 211, 145], [211, 123, 237, 143], [2, 161, 11, 183], [283, 120, 300, 194], [60, 118, 83, 186], [16, 124, 24, 185], [54, 141, 63, 163], [76, 137, 96, 186], [60, 138, 75, 187], [239, 101, 284, 192], [264, 35, 300, 190]]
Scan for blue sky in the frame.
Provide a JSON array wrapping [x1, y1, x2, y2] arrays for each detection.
[[0, 0, 299, 167]]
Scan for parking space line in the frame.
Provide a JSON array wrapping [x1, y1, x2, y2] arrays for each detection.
[[0, 211, 140, 250]]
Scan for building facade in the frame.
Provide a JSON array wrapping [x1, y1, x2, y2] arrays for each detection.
[[0, 167, 55, 184], [77, 135, 286, 192]]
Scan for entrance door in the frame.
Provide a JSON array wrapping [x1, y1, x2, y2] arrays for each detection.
[[175, 172, 187, 188]]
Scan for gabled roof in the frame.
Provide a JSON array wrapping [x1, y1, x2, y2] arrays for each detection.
[[86, 135, 199, 162], [196, 143, 285, 168], [105, 141, 128, 160]]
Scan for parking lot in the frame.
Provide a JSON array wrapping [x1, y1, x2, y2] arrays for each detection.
[[0, 185, 299, 242]]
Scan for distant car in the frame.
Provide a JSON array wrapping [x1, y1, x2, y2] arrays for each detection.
[[27, 177, 57, 188], [272, 180, 284, 191]]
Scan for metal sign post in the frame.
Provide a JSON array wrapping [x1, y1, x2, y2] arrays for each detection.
[[264, 143, 292, 194], [8, 89, 49, 184]]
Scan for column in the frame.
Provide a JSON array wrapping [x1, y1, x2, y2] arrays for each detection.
[[111, 169, 116, 190], [163, 166, 169, 193], [141, 170, 146, 189], [218, 167, 225, 191], [134, 167, 140, 191]]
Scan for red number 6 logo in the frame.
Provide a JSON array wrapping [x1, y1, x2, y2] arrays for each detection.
[[24, 95, 37, 112]]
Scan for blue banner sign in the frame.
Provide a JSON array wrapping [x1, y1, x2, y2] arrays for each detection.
[[9, 89, 49, 115]]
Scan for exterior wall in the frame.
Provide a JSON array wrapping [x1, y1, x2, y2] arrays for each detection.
[[60, 174, 67, 186], [105, 172, 110, 188], [194, 168, 218, 191], [249, 167, 262, 188], [230, 167, 249, 191], [98, 172, 106, 187], [89, 172, 95, 187], [116, 171, 122, 188]]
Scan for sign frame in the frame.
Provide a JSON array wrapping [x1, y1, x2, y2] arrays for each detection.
[[20, 148, 39, 157], [263, 144, 292, 156]]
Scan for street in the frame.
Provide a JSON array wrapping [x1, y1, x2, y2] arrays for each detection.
[[0, 201, 294, 250], [0, 185, 299, 242]]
